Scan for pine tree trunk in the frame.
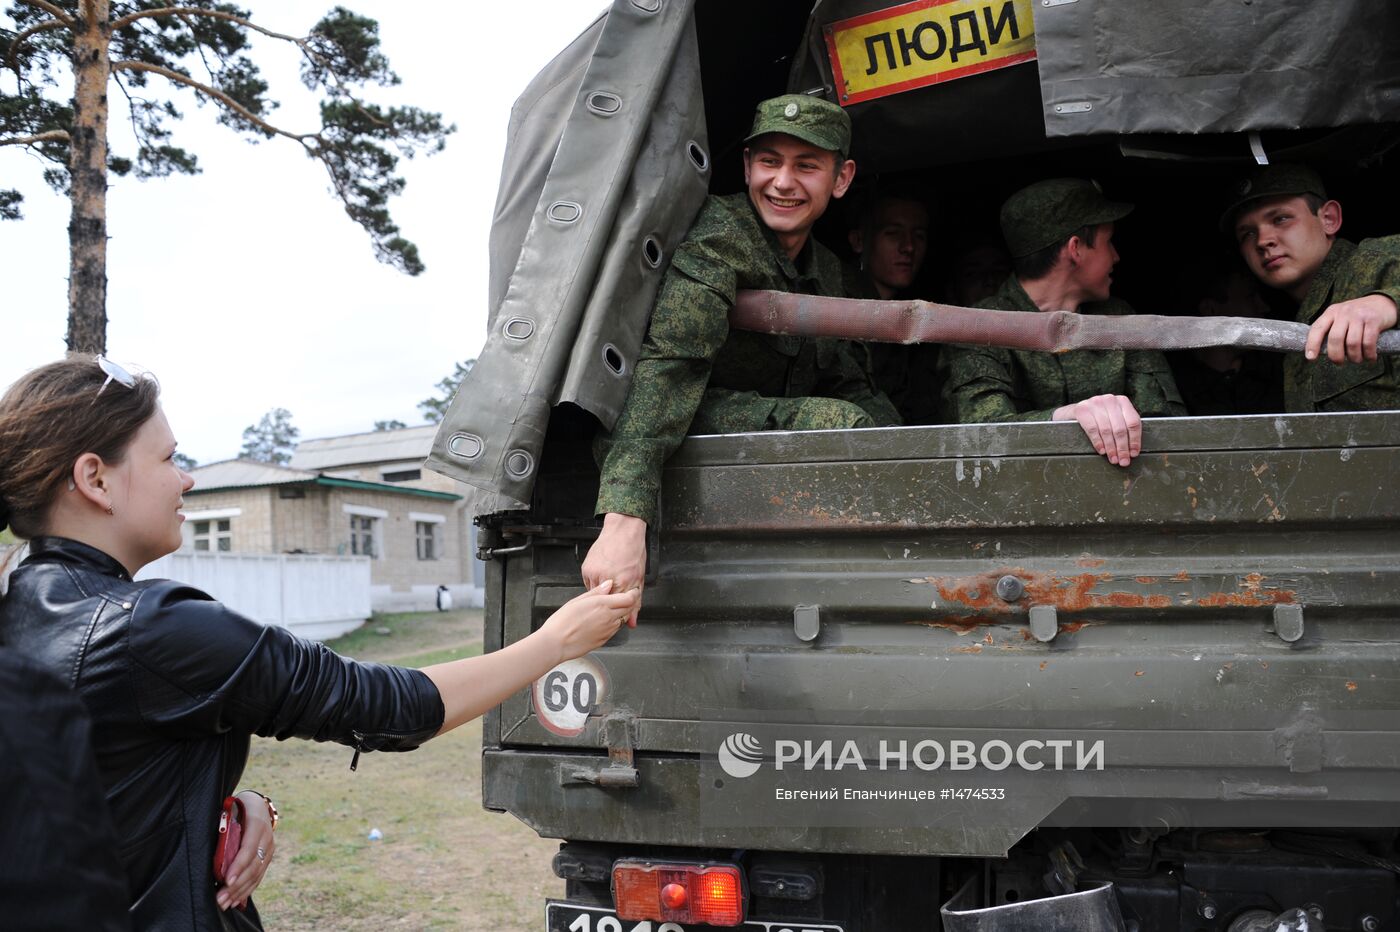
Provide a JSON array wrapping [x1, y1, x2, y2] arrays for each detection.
[[66, 0, 111, 356]]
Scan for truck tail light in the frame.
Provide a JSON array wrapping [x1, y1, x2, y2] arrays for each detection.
[[613, 860, 745, 926]]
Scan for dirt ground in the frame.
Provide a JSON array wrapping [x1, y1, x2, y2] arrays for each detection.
[[247, 609, 563, 930]]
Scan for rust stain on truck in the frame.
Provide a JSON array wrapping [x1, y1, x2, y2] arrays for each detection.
[[912, 569, 1295, 614]]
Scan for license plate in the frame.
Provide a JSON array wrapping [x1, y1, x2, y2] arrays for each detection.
[[546, 901, 844, 932]]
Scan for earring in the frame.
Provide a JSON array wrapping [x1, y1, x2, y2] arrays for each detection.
[[67, 479, 76, 492], [106, 505, 115, 516]]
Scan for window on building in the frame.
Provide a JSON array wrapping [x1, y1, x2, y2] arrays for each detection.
[[349, 514, 377, 558], [192, 518, 232, 552], [382, 469, 422, 483], [416, 521, 438, 561]]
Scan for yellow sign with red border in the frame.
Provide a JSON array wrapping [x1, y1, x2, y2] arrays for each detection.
[[825, 0, 1037, 107]]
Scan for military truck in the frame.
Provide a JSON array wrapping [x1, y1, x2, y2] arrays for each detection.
[[427, 1, 1400, 928]]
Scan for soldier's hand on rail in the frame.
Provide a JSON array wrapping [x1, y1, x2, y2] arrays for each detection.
[[582, 513, 647, 627], [1054, 394, 1142, 467], [1306, 294, 1397, 364]]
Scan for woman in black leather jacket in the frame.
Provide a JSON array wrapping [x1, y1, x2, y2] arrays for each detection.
[[0, 358, 639, 931]]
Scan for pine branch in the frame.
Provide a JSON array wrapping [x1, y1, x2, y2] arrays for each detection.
[[112, 5, 349, 99], [110, 60, 314, 145], [110, 6, 302, 45], [5, 18, 68, 72], [0, 130, 71, 146], [12, 0, 75, 27], [111, 71, 144, 148]]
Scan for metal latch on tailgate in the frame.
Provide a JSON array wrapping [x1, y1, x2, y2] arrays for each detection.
[[559, 711, 640, 788]]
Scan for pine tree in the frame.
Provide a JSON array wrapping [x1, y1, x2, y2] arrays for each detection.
[[418, 358, 474, 424], [240, 406, 298, 464], [1, 1, 453, 353]]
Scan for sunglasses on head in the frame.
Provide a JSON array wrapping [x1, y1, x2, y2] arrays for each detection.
[[94, 356, 137, 398]]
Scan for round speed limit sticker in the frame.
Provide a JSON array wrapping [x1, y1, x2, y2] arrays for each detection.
[[532, 655, 610, 737]]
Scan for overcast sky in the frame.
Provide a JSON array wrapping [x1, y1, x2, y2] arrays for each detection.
[[1, 1, 606, 465]]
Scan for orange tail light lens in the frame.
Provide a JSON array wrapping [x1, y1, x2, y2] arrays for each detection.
[[613, 860, 745, 926]]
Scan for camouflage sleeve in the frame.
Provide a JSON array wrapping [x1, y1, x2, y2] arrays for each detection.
[[1350, 237, 1400, 315], [941, 344, 1055, 423], [1125, 349, 1188, 417], [818, 340, 903, 426], [595, 267, 731, 524]]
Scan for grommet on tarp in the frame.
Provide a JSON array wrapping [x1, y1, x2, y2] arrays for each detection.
[[586, 92, 622, 116], [547, 201, 582, 224], [686, 140, 709, 173], [447, 433, 483, 460], [503, 317, 535, 340], [505, 449, 535, 479], [642, 236, 663, 269], [601, 344, 626, 376], [630, 0, 661, 11]]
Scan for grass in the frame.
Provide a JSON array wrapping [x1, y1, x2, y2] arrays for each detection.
[[246, 608, 563, 930]]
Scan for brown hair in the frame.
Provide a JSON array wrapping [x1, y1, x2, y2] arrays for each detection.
[[0, 357, 161, 539], [1013, 223, 1100, 281]]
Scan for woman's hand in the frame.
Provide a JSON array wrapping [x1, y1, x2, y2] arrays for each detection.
[[539, 580, 642, 664], [424, 581, 641, 735], [218, 791, 277, 911]]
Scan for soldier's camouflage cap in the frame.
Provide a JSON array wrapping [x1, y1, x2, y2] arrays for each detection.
[[999, 177, 1133, 258], [745, 94, 851, 159], [1218, 163, 1328, 232]]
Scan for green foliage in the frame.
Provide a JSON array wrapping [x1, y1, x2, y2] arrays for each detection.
[[240, 406, 299, 464], [1, 1, 453, 274], [173, 451, 198, 470], [372, 419, 407, 431], [418, 359, 475, 424]]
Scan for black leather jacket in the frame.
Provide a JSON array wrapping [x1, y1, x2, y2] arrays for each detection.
[[0, 538, 445, 930], [0, 646, 132, 931]]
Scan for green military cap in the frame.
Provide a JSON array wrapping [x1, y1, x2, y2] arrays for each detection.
[[744, 94, 851, 159], [999, 178, 1133, 258], [1218, 163, 1328, 232]]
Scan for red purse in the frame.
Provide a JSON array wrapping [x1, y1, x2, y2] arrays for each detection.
[[213, 795, 248, 909]]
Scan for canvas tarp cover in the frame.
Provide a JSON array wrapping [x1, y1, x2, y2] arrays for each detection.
[[791, 1, 1400, 169], [426, 0, 710, 515], [1031, 0, 1400, 137]]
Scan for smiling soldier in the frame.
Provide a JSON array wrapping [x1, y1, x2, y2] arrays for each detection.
[[583, 94, 898, 620], [1223, 163, 1400, 412]]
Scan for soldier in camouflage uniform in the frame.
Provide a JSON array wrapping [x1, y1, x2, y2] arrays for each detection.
[[941, 178, 1185, 467], [1222, 163, 1400, 412], [583, 95, 898, 620], [845, 191, 942, 425]]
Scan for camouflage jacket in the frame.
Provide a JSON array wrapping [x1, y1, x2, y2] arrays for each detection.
[[1283, 236, 1400, 413], [841, 269, 944, 426], [941, 275, 1186, 423], [595, 193, 896, 524]]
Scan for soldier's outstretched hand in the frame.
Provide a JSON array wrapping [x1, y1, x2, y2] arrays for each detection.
[[1306, 294, 1397, 364], [582, 513, 647, 627], [1055, 393, 1142, 467]]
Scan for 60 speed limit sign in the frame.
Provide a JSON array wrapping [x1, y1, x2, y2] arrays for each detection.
[[532, 655, 610, 736]]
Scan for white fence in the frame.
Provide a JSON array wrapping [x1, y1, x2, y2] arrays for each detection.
[[137, 552, 371, 641]]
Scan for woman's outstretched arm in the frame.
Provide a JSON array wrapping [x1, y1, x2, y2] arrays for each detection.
[[423, 580, 639, 735]]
